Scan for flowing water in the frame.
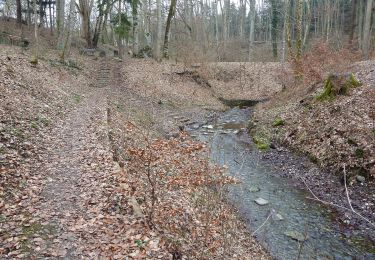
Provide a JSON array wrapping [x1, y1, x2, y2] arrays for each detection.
[[187, 107, 375, 259]]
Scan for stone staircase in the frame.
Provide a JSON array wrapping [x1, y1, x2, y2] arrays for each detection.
[[96, 58, 110, 88]]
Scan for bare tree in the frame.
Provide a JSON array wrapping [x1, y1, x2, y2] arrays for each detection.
[[31, 0, 39, 64], [163, 0, 177, 58], [248, 0, 255, 61], [363, 0, 373, 59], [78, 0, 94, 47], [155, 0, 162, 60], [349, 0, 358, 46], [16, 0, 22, 25], [56, 0, 65, 48]]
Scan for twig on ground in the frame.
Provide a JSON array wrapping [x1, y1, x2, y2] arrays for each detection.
[[251, 209, 274, 236], [343, 164, 355, 212], [301, 171, 375, 229]]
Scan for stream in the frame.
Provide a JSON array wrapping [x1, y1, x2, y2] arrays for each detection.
[[186, 107, 375, 259]]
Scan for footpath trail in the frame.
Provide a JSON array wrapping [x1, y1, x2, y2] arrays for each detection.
[[35, 87, 112, 257], [5, 58, 124, 258]]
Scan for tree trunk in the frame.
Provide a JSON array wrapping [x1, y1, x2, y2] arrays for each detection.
[[363, 0, 373, 59], [155, 0, 162, 60], [92, 0, 104, 48], [214, 0, 219, 46], [296, 0, 303, 60], [16, 0, 22, 25], [78, 0, 93, 48], [270, 0, 278, 59], [27, 0, 32, 27], [325, 0, 331, 42], [281, 0, 289, 63], [132, 0, 139, 54], [117, 0, 124, 59], [163, 0, 177, 58], [142, 0, 151, 47], [56, 0, 65, 48], [49, 1, 53, 34], [303, 0, 311, 47], [39, 0, 44, 27], [32, 0, 39, 64], [358, 0, 364, 50], [248, 0, 255, 61], [60, 0, 76, 62]]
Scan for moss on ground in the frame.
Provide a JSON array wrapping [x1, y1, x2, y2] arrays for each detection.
[[316, 74, 361, 101], [272, 117, 285, 127]]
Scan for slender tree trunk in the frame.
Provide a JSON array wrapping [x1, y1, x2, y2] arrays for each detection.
[[27, 0, 32, 27], [296, 0, 302, 60], [349, 0, 358, 46], [281, 0, 289, 63], [39, 0, 44, 27], [303, 0, 311, 47], [163, 0, 177, 58], [60, 0, 76, 62], [16, 0, 22, 25], [358, 0, 364, 50], [49, 1, 53, 34], [248, 0, 255, 61], [214, 0, 219, 46], [56, 0, 65, 48], [223, 0, 229, 41], [326, 0, 331, 42], [32, 0, 39, 64], [363, 0, 373, 59], [142, 0, 151, 47], [239, 0, 244, 38], [132, 1, 139, 54], [270, 0, 278, 59], [117, 0, 124, 59], [155, 0, 162, 60]]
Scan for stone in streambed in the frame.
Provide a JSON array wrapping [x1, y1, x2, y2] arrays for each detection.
[[356, 175, 365, 183], [273, 213, 284, 221], [248, 186, 260, 192], [284, 231, 308, 242], [254, 197, 269, 206]]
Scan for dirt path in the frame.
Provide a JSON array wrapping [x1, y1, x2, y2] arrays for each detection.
[[5, 61, 118, 258], [34, 88, 111, 257]]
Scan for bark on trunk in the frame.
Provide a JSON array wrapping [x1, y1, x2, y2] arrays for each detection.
[[155, 0, 162, 60], [16, 0, 22, 25], [56, 0, 65, 48], [163, 0, 177, 58], [78, 0, 93, 48], [363, 0, 373, 59], [248, 0, 255, 61]]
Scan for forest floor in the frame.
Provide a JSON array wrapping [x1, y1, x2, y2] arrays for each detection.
[[1, 40, 375, 258], [0, 46, 269, 258]]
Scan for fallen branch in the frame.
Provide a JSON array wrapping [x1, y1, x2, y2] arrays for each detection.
[[301, 170, 375, 229], [251, 209, 274, 236]]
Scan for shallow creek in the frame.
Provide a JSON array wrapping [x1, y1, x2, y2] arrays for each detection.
[[187, 107, 375, 259]]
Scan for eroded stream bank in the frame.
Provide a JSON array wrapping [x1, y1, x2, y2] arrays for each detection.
[[186, 107, 375, 259]]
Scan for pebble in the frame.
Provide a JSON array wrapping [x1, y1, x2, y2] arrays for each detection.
[[248, 186, 260, 192], [254, 197, 269, 206], [273, 213, 284, 221], [356, 175, 365, 183], [284, 231, 308, 242]]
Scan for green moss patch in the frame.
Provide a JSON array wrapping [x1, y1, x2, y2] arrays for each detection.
[[316, 74, 361, 101], [252, 135, 270, 150], [272, 117, 285, 127]]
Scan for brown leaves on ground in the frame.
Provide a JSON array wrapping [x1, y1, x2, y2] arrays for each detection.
[[108, 121, 268, 259], [1, 47, 269, 259]]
